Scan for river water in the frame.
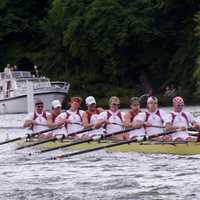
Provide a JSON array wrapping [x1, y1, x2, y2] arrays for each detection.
[[0, 106, 200, 200]]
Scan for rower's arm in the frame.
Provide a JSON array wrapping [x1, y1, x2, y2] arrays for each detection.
[[123, 113, 132, 128], [165, 122, 174, 131], [23, 120, 33, 128], [95, 119, 108, 129], [47, 116, 57, 128], [82, 112, 93, 128], [133, 120, 146, 129], [23, 113, 35, 128], [191, 121, 200, 130]]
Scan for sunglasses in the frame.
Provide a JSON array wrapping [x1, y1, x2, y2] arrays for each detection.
[[36, 105, 44, 108], [112, 103, 120, 106], [148, 102, 158, 105]]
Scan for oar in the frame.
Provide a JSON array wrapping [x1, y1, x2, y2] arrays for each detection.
[[49, 131, 176, 160], [31, 128, 136, 155], [111, 122, 123, 126], [188, 131, 200, 136], [0, 127, 58, 145], [16, 127, 94, 150]]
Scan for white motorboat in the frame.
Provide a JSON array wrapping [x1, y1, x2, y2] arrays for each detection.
[[0, 70, 70, 113]]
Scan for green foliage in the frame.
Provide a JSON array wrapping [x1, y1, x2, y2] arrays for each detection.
[[1, 0, 200, 104]]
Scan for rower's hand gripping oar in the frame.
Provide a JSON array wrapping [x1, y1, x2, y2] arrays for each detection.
[[0, 127, 58, 146], [16, 127, 95, 150], [30, 127, 136, 155], [50, 130, 177, 160]]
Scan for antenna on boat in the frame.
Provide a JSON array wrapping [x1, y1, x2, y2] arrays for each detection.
[[27, 81, 34, 113]]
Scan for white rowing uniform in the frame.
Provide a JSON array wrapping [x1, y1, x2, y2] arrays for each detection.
[[170, 111, 195, 140], [126, 111, 145, 139], [97, 110, 125, 134], [48, 112, 62, 136], [58, 109, 84, 137], [24, 111, 50, 134], [83, 109, 105, 137], [135, 109, 171, 136]]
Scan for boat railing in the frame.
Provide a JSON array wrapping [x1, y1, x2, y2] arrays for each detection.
[[51, 81, 70, 90], [0, 71, 32, 80], [0, 81, 70, 98]]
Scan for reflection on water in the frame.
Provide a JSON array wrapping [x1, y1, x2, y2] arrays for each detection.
[[0, 108, 199, 200]]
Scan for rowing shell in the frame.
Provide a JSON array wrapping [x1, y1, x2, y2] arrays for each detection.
[[16, 139, 200, 155]]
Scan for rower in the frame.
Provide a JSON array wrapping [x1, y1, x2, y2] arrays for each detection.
[[95, 96, 125, 139], [23, 98, 50, 136], [170, 96, 199, 141], [46, 100, 64, 137], [134, 96, 172, 138], [57, 97, 84, 138], [123, 97, 145, 139], [82, 96, 104, 138]]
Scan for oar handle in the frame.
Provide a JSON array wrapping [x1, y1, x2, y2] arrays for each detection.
[[111, 123, 123, 126], [30, 127, 58, 138], [67, 127, 94, 137], [147, 125, 165, 129]]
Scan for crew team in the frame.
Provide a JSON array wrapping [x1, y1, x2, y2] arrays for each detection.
[[23, 96, 200, 141]]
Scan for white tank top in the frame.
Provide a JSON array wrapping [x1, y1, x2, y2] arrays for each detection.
[[65, 110, 84, 135], [86, 111, 104, 137], [105, 111, 124, 134], [171, 111, 190, 140], [24, 112, 49, 133]]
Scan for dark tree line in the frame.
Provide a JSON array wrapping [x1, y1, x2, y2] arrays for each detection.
[[0, 0, 200, 105]]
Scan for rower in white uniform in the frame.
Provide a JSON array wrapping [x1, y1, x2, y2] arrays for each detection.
[[170, 96, 199, 141], [57, 97, 84, 138], [95, 96, 125, 139], [23, 98, 50, 138], [134, 96, 172, 138], [46, 100, 64, 137], [82, 96, 104, 138], [123, 97, 145, 139]]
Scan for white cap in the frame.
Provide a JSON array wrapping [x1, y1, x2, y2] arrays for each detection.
[[147, 96, 158, 103], [52, 100, 62, 108], [85, 96, 96, 105]]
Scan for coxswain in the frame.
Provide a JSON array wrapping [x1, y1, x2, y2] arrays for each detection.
[[57, 97, 84, 138], [134, 96, 172, 138], [95, 96, 125, 139], [123, 97, 145, 139], [170, 96, 199, 141], [82, 96, 104, 138], [23, 98, 50, 137]]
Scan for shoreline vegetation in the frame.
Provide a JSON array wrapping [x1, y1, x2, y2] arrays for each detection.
[[1, 0, 200, 105]]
